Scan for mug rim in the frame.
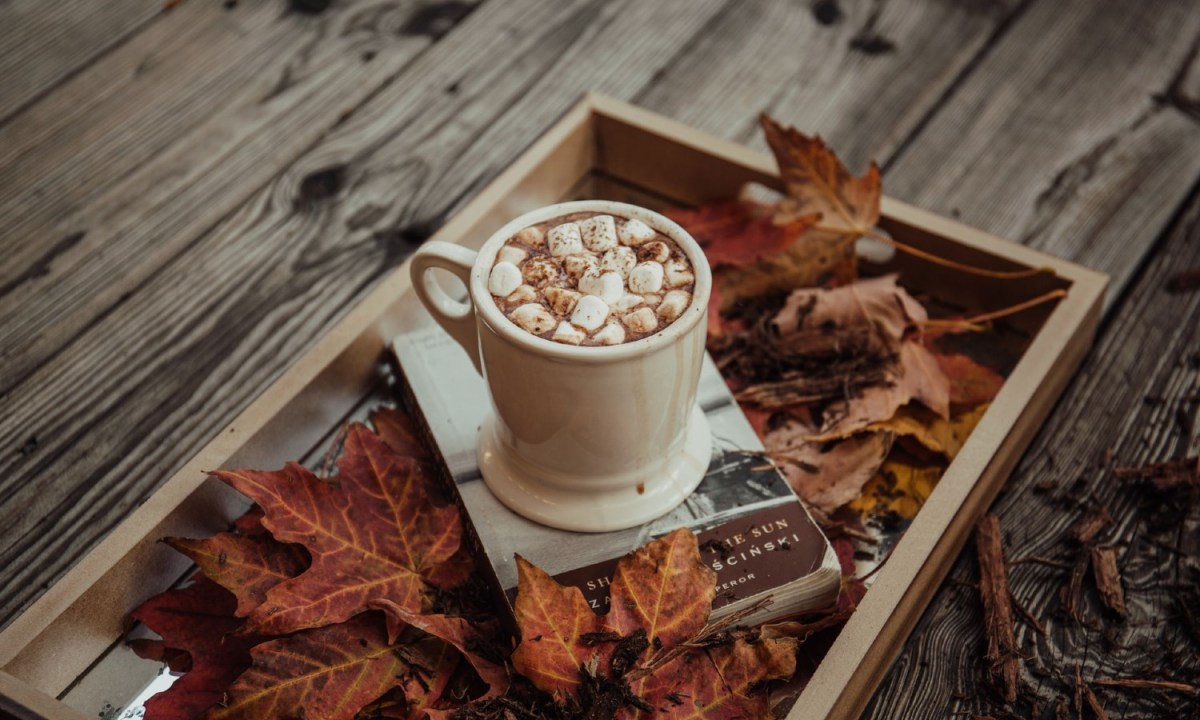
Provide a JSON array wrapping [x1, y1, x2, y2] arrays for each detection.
[[470, 200, 712, 362]]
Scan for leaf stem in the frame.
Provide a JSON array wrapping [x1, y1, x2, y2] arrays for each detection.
[[863, 228, 1053, 280]]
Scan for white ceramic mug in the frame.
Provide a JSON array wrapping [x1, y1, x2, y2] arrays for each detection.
[[409, 200, 712, 532]]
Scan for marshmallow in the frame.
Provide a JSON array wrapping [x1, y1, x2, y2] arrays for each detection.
[[637, 241, 670, 264], [544, 286, 581, 316], [579, 215, 618, 251], [507, 284, 537, 305], [522, 256, 560, 288], [622, 307, 658, 335], [628, 261, 664, 293], [563, 253, 599, 282], [496, 244, 528, 266], [619, 218, 656, 246], [552, 321, 586, 345], [613, 293, 645, 312], [488, 261, 522, 297], [570, 295, 609, 332], [640, 292, 662, 308], [579, 270, 624, 305], [547, 223, 583, 257], [599, 246, 636, 278], [593, 322, 626, 346], [515, 226, 545, 247], [657, 290, 691, 323], [510, 303, 556, 335], [663, 257, 695, 288]]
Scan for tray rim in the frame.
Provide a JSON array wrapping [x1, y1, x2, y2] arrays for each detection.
[[0, 92, 1108, 720]]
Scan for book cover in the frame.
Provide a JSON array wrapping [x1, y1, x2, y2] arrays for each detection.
[[390, 295, 839, 625]]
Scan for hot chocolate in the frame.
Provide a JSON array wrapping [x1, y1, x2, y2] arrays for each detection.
[[487, 212, 696, 346]]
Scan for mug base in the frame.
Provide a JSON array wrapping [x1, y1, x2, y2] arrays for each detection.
[[477, 405, 712, 533]]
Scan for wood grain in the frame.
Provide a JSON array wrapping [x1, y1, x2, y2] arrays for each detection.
[[0, 0, 735, 628], [863, 189, 1200, 719], [883, 0, 1200, 306], [0, 0, 480, 396], [0, 0, 162, 125], [637, 0, 1026, 170]]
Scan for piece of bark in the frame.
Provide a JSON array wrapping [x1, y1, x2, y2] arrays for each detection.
[[1089, 546, 1127, 619], [1093, 678, 1198, 694], [976, 514, 1019, 703], [1113, 454, 1199, 491], [1061, 552, 1091, 624], [1082, 683, 1110, 720], [1068, 505, 1112, 545]]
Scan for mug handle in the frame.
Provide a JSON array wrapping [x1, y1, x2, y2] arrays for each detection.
[[409, 241, 482, 374]]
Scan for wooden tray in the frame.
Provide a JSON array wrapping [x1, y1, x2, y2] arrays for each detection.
[[0, 94, 1107, 720]]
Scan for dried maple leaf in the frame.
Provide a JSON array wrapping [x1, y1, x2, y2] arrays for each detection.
[[760, 114, 882, 248], [370, 405, 433, 461], [806, 341, 950, 440], [205, 613, 448, 720], [511, 529, 796, 717], [864, 403, 989, 461], [213, 423, 465, 636], [764, 417, 893, 512], [165, 526, 309, 618], [932, 352, 1006, 408], [510, 555, 605, 698], [671, 201, 855, 316], [128, 576, 260, 720], [849, 459, 944, 520], [732, 275, 948, 424]]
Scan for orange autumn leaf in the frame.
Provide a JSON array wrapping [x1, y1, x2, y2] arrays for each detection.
[[849, 459, 944, 520], [369, 405, 433, 462], [512, 529, 796, 718], [627, 637, 796, 719], [865, 403, 990, 461], [933, 352, 1006, 407], [669, 200, 854, 315], [212, 424, 464, 637], [165, 523, 309, 618], [510, 555, 605, 699], [669, 199, 812, 268], [205, 613, 447, 720], [760, 114, 882, 246]]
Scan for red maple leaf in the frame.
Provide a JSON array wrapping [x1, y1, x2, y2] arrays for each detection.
[[128, 576, 261, 720], [212, 423, 466, 637]]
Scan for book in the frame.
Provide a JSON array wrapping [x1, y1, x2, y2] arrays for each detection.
[[390, 296, 840, 626]]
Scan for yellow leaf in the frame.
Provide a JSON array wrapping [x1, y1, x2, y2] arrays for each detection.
[[865, 403, 989, 460]]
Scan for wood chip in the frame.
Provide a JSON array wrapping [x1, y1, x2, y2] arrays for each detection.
[[1093, 678, 1198, 694], [1060, 553, 1091, 624], [975, 514, 1019, 703], [1113, 454, 1199, 491], [1089, 546, 1127, 619], [1068, 505, 1112, 545], [1082, 683, 1110, 720]]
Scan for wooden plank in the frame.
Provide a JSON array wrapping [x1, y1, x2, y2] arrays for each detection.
[[0, 0, 161, 125], [0, 0, 482, 396], [635, 0, 1025, 169], [0, 0, 735, 629], [882, 0, 1200, 309], [863, 192, 1200, 719]]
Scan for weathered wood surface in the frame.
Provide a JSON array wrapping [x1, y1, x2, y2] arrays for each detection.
[[1, 0, 1198, 716]]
